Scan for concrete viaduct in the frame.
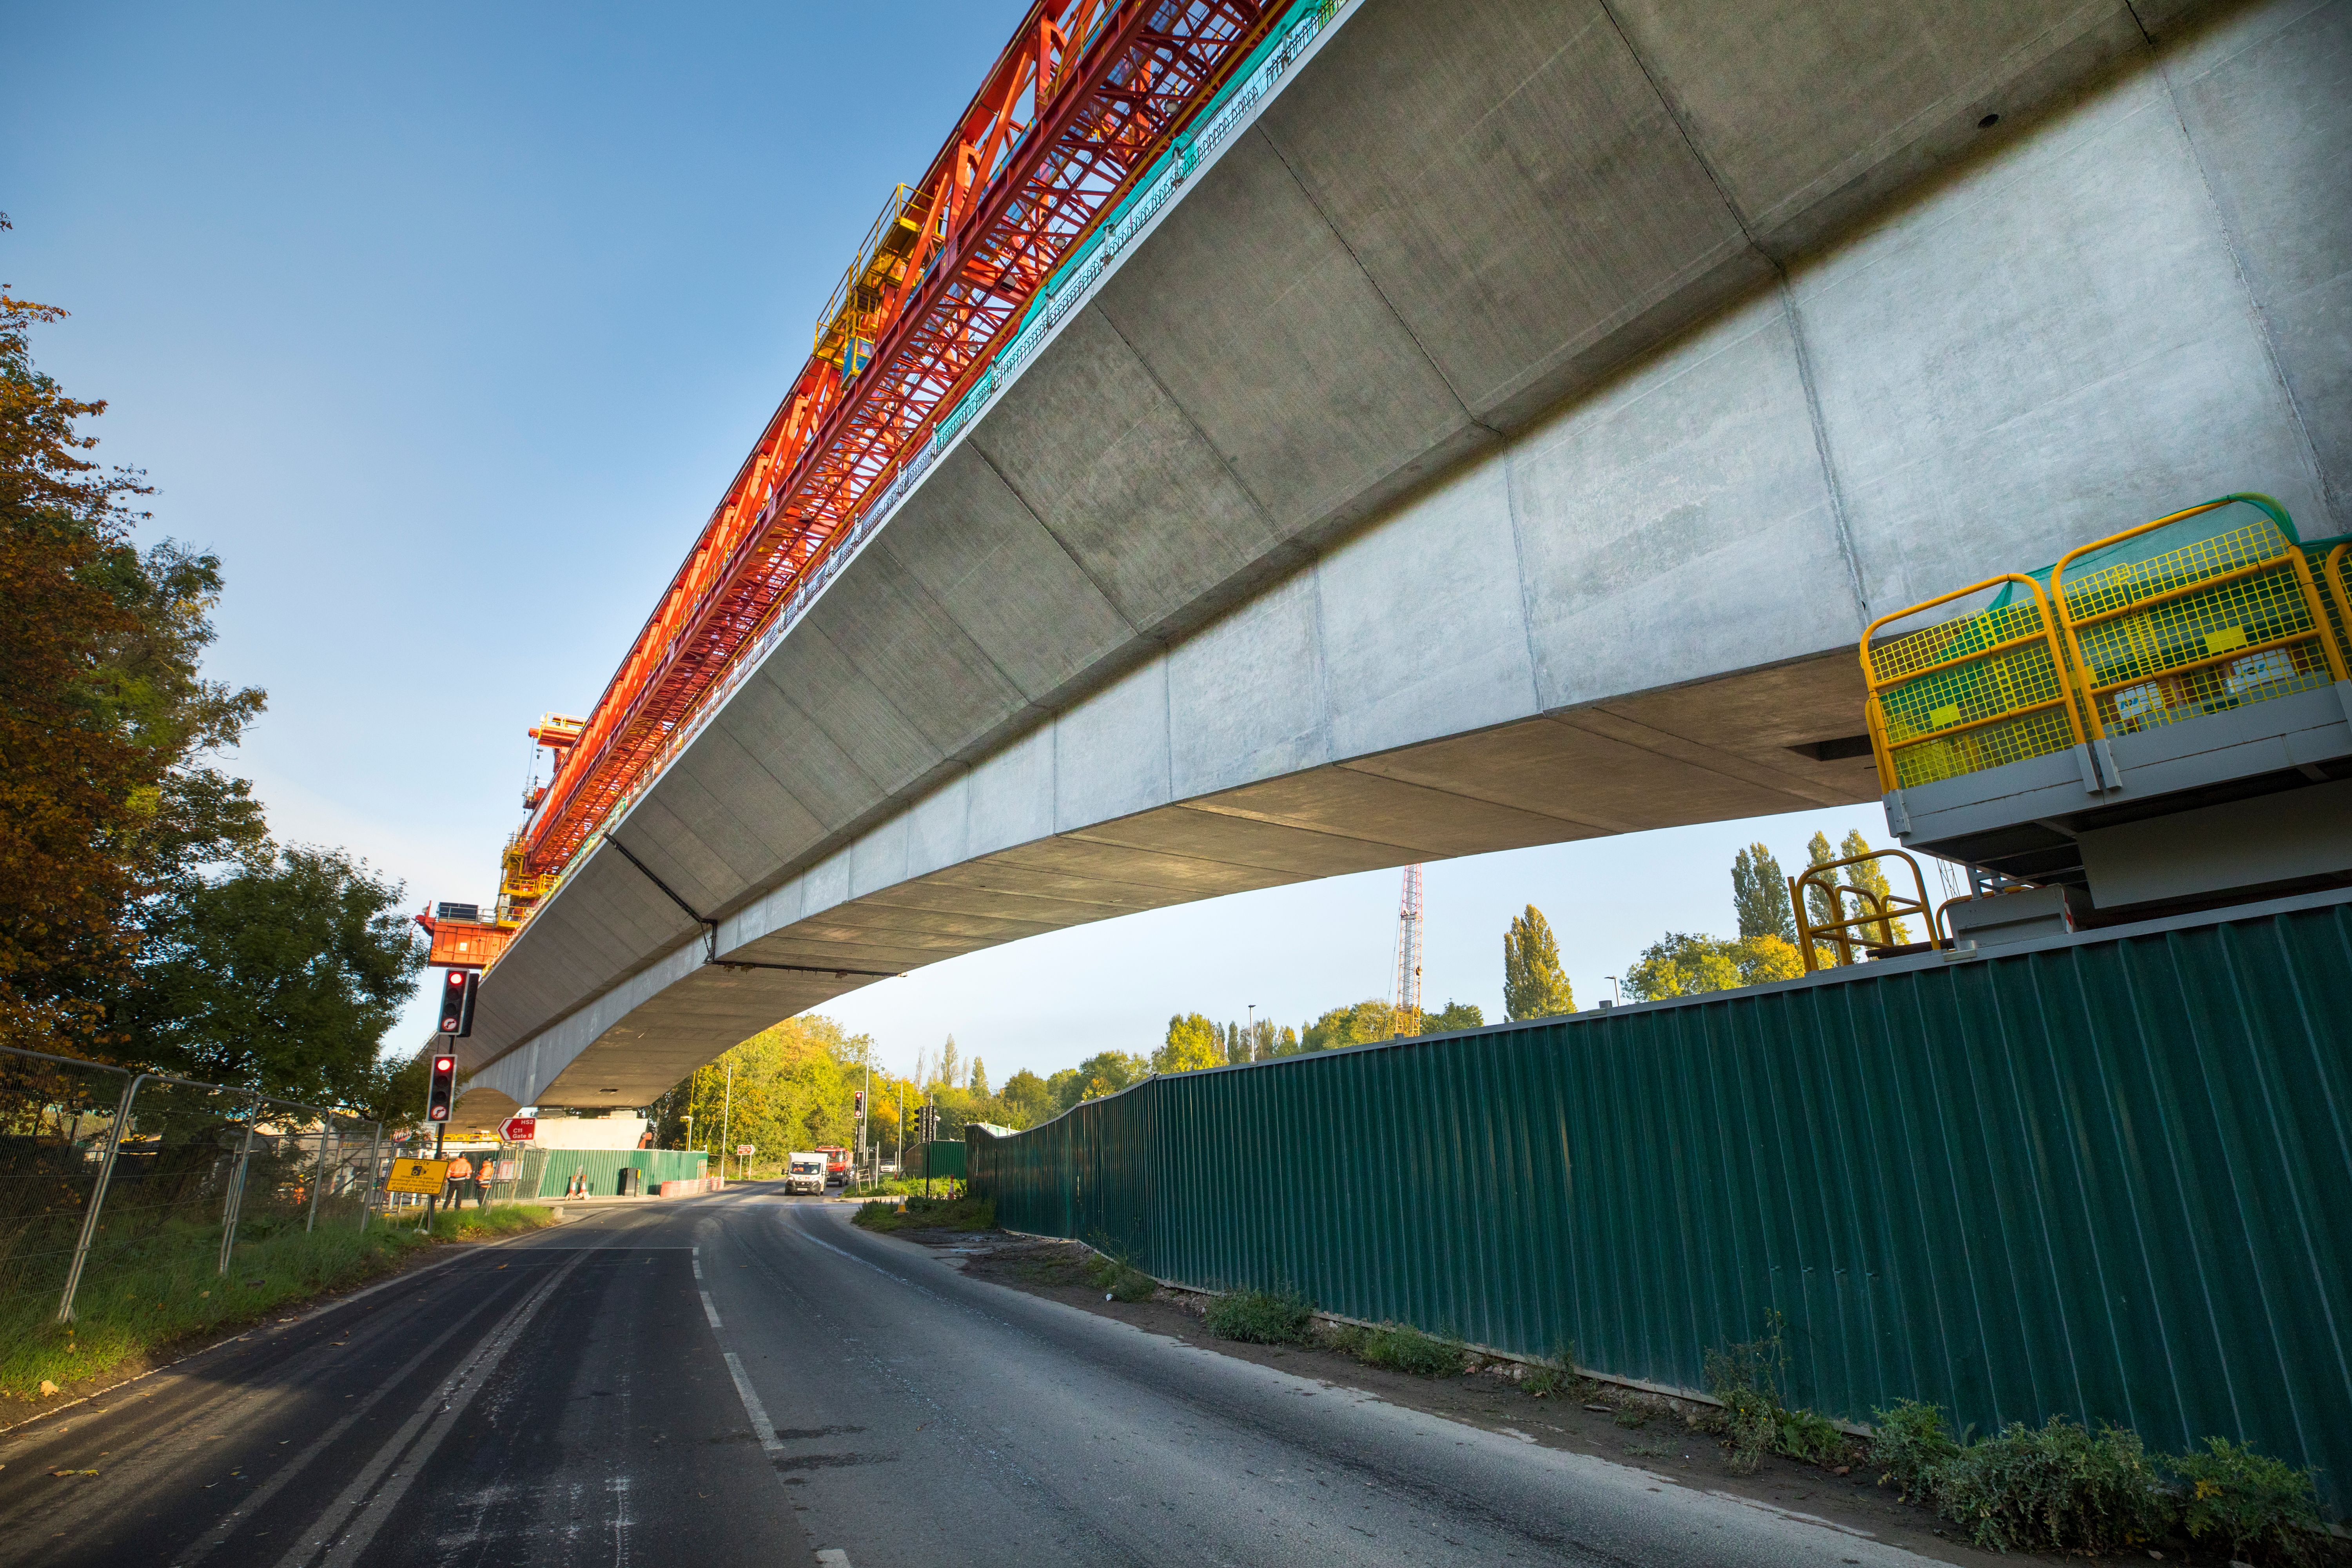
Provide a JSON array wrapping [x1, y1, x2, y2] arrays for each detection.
[[454, 0, 2349, 1124]]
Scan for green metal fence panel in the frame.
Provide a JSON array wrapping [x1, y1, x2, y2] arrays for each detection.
[[530, 1149, 709, 1197], [972, 894, 2352, 1509], [916, 1140, 966, 1180]]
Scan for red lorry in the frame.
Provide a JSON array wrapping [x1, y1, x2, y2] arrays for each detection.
[[815, 1144, 850, 1188]]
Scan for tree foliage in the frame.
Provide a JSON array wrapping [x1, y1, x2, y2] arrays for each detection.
[[1502, 904, 1575, 1019], [1731, 842, 1797, 944], [2, 270, 410, 1104], [116, 845, 423, 1103], [1152, 1011, 1223, 1074], [1626, 933, 1804, 1001]]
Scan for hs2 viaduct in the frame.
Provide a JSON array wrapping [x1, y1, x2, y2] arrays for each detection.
[[454, 0, 2349, 1127]]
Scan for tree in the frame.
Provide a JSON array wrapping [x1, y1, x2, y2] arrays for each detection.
[[1001, 1069, 1052, 1126], [1044, 1067, 1080, 1112], [1153, 1012, 1222, 1074], [1626, 933, 1742, 1001], [1301, 999, 1394, 1053], [937, 1034, 961, 1089], [1502, 904, 1575, 1019], [1731, 843, 1797, 944], [2, 276, 269, 1060], [1423, 1000, 1483, 1033], [1626, 932, 1806, 1001], [969, 1057, 988, 1097], [113, 845, 423, 1103], [1802, 831, 1845, 964], [1056, 1050, 1149, 1111]]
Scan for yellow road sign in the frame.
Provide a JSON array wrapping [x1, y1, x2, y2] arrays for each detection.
[[384, 1157, 450, 1195]]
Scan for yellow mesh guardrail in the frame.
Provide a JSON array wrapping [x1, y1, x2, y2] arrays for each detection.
[[1861, 496, 2351, 795], [1862, 574, 2085, 791], [2053, 500, 2347, 739]]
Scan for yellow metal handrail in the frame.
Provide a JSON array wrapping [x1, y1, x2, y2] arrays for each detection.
[[1861, 573, 2087, 792], [1790, 849, 1945, 973], [2328, 544, 2352, 668], [2051, 499, 2346, 740]]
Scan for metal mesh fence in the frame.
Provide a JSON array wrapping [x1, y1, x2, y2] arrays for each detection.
[[0, 1046, 386, 1325]]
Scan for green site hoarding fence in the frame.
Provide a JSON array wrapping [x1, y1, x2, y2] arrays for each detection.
[[526, 1148, 708, 1198], [971, 891, 2352, 1511]]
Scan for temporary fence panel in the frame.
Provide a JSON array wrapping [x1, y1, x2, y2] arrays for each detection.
[[0, 1049, 386, 1327], [531, 1148, 709, 1198], [972, 894, 2352, 1511]]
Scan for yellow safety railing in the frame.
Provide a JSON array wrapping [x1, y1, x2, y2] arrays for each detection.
[[2052, 499, 2348, 739], [1789, 849, 1945, 972], [1862, 574, 2087, 791], [1863, 496, 2352, 794], [2327, 544, 2352, 667]]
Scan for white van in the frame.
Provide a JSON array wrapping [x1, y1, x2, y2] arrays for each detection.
[[785, 1152, 826, 1195]]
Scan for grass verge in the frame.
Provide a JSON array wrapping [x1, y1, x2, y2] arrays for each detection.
[[851, 1194, 996, 1234], [1203, 1288, 1316, 1345], [1325, 1320, 1467, 1376], [0, 1203, 555, 1406]]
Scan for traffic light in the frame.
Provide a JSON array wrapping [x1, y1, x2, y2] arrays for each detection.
[[426, 1053, 457, 1122], [853, 1089, 865, 1117], [436, 969, 477, 1036]]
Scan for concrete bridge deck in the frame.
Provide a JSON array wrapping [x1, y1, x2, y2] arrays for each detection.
[[455, 0, 2349, 1122]]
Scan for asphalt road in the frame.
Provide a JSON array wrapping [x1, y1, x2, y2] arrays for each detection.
[[0, 1189, 1953, 1566]]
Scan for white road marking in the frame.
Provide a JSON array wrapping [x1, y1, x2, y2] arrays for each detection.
[[692, 1256, 703, 1279], [721, 1352, 781, 1455], [815, 1551, 852, 1567], [272, 1247, 593, 1568], [701, 1292, 722, 1328]]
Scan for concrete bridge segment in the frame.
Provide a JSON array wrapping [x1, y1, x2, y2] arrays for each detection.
[[453, 0, 2350, 1125]]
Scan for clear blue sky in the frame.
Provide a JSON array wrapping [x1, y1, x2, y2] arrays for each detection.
[[5, 3, 1911, 1084]]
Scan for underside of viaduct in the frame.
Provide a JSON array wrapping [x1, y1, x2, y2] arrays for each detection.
[[455, 0, 2351, 1124]]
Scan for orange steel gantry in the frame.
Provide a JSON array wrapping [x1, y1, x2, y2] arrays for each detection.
[[517, 0, 1278, 886]]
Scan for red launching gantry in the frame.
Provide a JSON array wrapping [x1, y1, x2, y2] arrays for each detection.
[[516, 1, 1277, 889]]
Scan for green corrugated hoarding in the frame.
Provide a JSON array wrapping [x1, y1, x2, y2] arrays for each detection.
[[915, 1140, 965, 1181], [971, 891, 2352, 1510], [529, 1148, 708, 1198]]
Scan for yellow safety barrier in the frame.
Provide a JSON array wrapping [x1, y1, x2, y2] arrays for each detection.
[[1789, 849, 1944, 973], [2053, 498, 2347, 739], [1862, 574, 2087, 791], [2328, 543, 2352, 664]]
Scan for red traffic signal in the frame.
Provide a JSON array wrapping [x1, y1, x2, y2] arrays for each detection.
[[427, 1053, 457, 1123], [853, 1089, 864, 1116], [436, 969, 477, 1036]]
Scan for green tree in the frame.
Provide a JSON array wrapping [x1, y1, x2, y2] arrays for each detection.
[[969, 1057, 988, 1097], [1626, 932, 1806, 1001], [114, 845, 423, 1103], [1000, 1068, 1052, 1126], [1802, 831, 1845, 964], [1423, 1000, 1483, 1033], [1, 277, 267, 1056], [937, 1034, 961, 1088], [1153, 1012, 1223, 1074], [1301, 998, 1395, 1053], [1045, 1067, 1080, 1112], [1502, 904, 1575, 1019], [1626, 932, 1743, 1001], [1059, 1050, 1149, 1110], [1731, 843, 1797, 944]]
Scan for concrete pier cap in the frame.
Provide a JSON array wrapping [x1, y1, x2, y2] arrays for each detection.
[[454, 0, 2350, 1118]]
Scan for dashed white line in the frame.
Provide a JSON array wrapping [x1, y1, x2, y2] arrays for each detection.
[[721, 1352, 781, 1456], [815, 1550, 852, 1567], [700, 1292, 722, 1328]]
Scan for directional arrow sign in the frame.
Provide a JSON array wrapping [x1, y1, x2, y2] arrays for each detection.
[[499, 1116, 537, 1143]]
